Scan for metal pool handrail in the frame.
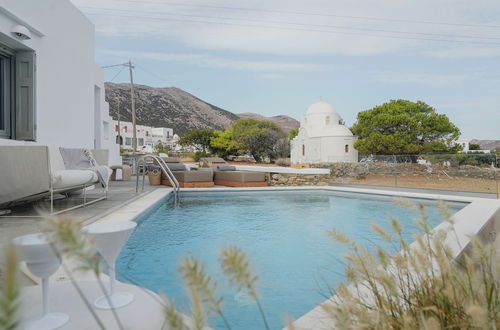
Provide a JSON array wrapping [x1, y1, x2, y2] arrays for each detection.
[[136, 154, 180, 202]]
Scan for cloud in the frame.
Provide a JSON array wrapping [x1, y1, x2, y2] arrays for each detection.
[[98, 49, 326, 72], [256, 73, 286, 79], [72, 0, 500, 56], [423, 47, 500, 58], [374, 73, 465, 85]]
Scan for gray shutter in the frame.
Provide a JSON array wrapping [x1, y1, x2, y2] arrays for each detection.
[[15, 51, 36, 141]]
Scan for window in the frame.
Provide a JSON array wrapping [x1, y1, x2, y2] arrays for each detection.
[[0, 47, 35, 141], [302, 144, 305, 156], [138, 138, 144, 146], [325, 116, 330, 125], [345, 144, 349, 153], [125, 137, 132, 145], [0, 51, 13, 139]]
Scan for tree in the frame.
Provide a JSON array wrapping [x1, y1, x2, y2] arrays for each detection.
[[468, 143, 480, 150], [178, 129, 216, 151], [352, 100, 461, 155], [289, 128, 299, 140], [154, 141, 171, 155], [231, 119, 287, 162], [210, 128, 238, 159]]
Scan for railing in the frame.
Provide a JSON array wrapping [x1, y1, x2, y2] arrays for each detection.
[[136, 154, 180, 202]]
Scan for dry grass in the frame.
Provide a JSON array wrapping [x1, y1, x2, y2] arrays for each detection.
[[339, 173, 499, 194], [326, 202, 500, 329], [0, 245, 20, 330]]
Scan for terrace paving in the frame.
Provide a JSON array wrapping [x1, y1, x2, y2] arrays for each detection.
[[0, 178, 158, 285]]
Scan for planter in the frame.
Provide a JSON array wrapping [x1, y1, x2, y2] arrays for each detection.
[[147, 165, 161, 185]]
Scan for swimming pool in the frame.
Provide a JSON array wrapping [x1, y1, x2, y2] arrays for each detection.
[[116, 190, 466, 329]]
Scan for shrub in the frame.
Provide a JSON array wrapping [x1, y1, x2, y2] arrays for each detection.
[[192, 151, 209, 162]]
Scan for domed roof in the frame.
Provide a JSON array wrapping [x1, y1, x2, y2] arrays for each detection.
[[306, 101, 337, 115]]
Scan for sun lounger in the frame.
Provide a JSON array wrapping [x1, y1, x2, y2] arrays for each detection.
[[160, 157, 214, 188], [199, 157, 268, 187]]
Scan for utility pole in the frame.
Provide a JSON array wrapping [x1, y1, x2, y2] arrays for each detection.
[[101, 61, 137, 151], [127, 60, 137, 152], [116, 97, 122, 146]]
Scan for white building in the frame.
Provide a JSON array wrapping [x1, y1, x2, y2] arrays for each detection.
[[114, 121, 179, 152], [0, 0, 120, 164], [457, 138, 470, 152], [291, 101, 358, 164]]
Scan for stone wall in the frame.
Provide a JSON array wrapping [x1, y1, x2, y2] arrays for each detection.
[[268, 173, 330, 186], [266, 163, 499, 186], [316, 163, 499, 180]]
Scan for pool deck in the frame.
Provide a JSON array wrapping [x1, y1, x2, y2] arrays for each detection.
[[0, 179, 161, 284]]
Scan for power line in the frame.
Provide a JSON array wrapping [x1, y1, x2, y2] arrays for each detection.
[[112, 0, 500, 29], [135, 64, 170, 86], [81, 6, 500, 41], [85, 12, 500, 46], [108, 65, 126, 82]]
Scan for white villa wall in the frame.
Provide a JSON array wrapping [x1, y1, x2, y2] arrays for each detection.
[[0, 0, 120, 165]]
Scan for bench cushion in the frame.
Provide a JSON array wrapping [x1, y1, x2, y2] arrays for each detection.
[[52, 170, 98, 189], [171, 171, 213, 183], [214, 171, 265, 183]]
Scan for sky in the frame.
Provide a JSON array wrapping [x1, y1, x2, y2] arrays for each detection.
[[71, 0, 500, 140]]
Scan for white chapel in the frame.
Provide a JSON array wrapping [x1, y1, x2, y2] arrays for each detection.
[[291, 101, 358, 164]]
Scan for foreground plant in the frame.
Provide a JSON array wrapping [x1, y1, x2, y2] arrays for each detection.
[[166, 247, 269, 330], [43, 216, 119, 329], [163, 299, 188, 330], [180, 257, 230, 329], [220, 246, 269, 330], [0, 245, 20, 330], [327, 202, 500, 329]]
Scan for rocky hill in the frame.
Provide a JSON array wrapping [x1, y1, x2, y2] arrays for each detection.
[[469, 139, 500, 150], [237, 113, 300, 132], [105, 83, 300, 135], [105, 82, 239, 135]]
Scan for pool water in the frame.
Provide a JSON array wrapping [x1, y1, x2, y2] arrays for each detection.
[[116, 190, 465, 329]]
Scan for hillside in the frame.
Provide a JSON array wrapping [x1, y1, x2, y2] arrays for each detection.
[[469, 139, 500, 150], [237, 112, 300, 132], [105, 82, 239, 135]]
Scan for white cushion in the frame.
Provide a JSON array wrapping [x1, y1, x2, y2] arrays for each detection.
[[47, 146, 67, 172], [51, 170, 98, 189]]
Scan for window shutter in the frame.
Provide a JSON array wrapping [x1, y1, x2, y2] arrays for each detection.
[[15, 51, 36, 141]]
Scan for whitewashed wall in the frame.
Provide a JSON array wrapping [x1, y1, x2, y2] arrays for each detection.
[[291, 136, 358, 164], [0, 0, 120, 165]]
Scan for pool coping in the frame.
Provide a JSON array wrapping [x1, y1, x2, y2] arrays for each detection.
[[94, 186, 500, 329]]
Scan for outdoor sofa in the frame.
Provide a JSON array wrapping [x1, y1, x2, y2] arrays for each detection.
[[199, 157, 268, 187], [0, 145, 109, 214], [159, 157, 214, 188]]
